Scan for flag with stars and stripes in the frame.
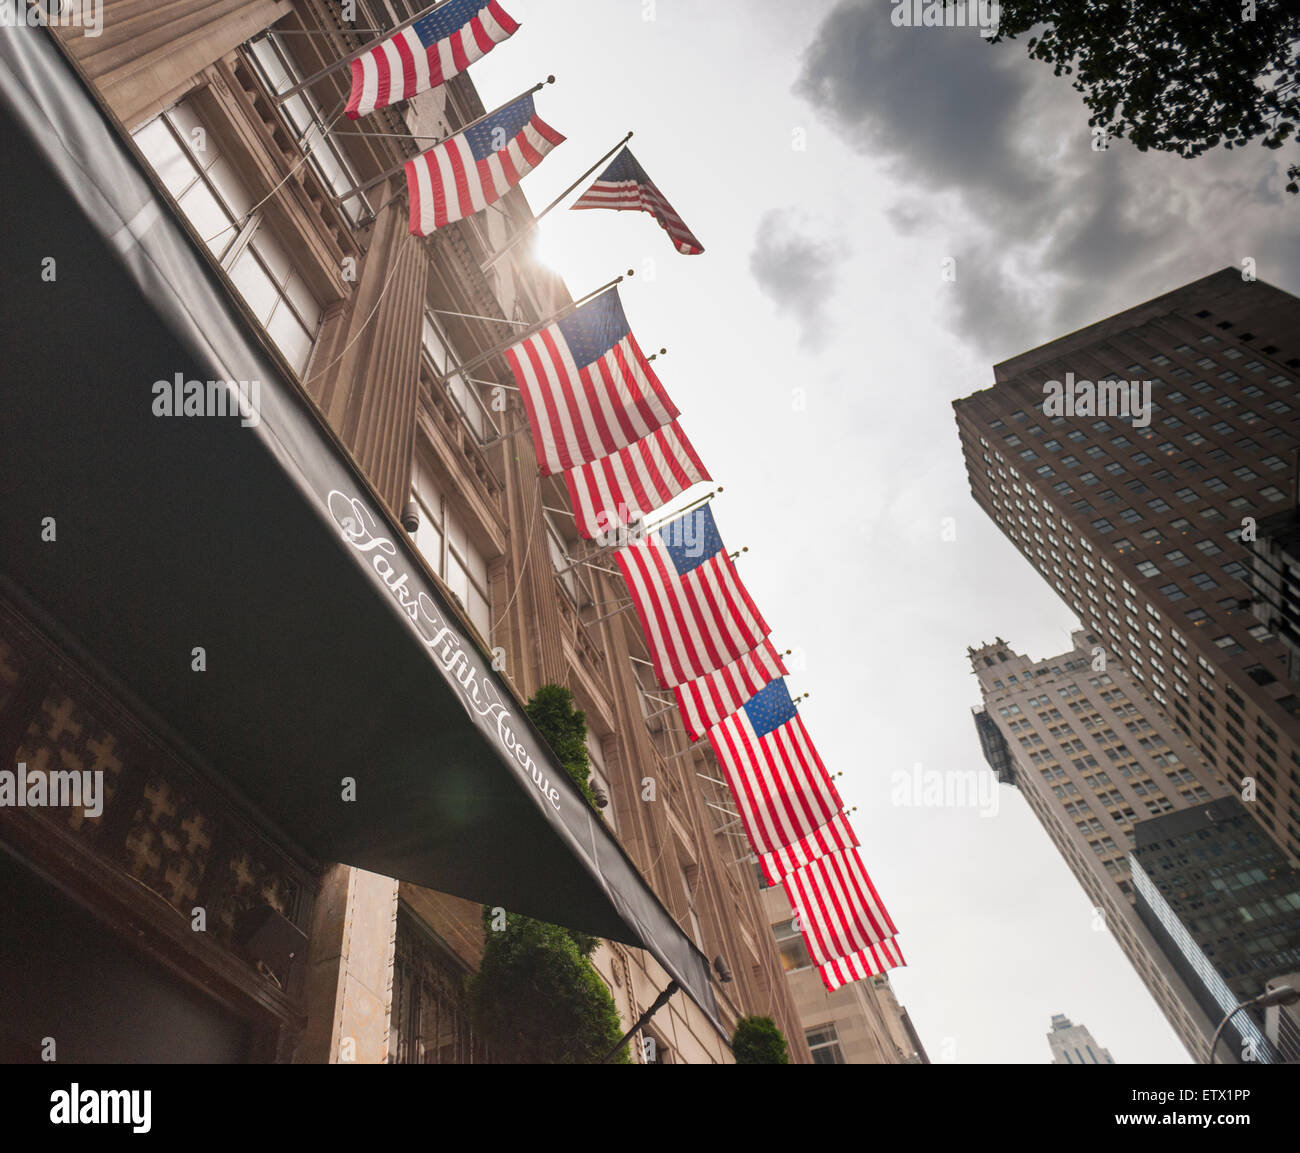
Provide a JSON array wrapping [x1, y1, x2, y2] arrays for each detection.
[[564, 423, 710, 540], [759, 811, 860, 885], [674, 638, 788, 741], [346, 0, 520, 119], [505, 288, 677, 476], [782, 848, 898, 967], [706, 678, 847, 857], [571, 147, 704, 255], [819, 939, 906, 992], [613, 505, 768, 686], [405, 93, 563, 235]]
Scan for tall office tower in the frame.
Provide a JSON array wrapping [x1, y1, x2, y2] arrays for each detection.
[[1047, 1014, 1115, 1064], [1129, 797, 1300, 1063], [954, 269, 1300, 865], [759, 879, 927, 1064], [1250, 500, 1300, 685], [971, 631, 1233, 1059]]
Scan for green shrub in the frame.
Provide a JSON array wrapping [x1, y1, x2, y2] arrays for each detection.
[[525, 683, 598, 810], [732, 1016, 789, 1064], [469, 909, 628, 1063], [468, 684, 627, 1063]]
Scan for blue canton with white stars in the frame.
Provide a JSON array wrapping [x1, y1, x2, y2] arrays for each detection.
[[464, 93, 535, 161], [742, 678, 798, 738], [555, 289, 632, 368], [661, 505, 724, 576], [595, 147, 651, 186], [416, 0, 488, 46]]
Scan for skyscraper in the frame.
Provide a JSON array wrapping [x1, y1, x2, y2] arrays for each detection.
[[1129, 797, 1300, 1063], [970, 631, 1230, 1059], [954, 269, 1300, 864], [1047, 1013, 1115, 1064]]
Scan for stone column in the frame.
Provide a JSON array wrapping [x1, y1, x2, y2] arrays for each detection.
[[54, 0, 292, 129], [294, 865, 399, 1064], [308, 192, 428, 516]]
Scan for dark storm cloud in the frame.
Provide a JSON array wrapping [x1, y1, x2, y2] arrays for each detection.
[[795, 3, 1046, 205], [794, 0, 1300, 360], [749, 210, 847, 348]]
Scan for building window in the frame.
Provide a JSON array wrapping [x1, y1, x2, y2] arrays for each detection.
[[132, 99, 323, 373], [410, 460, 493, 638], [641, 1028, 673, 1064], [389, 910, 483, 1063], [422, 311, 500, 442], [806, 1023, 846, 1065], [772, 918, 813, 973], [245, 34, 372, 224], [545, 512, 584, 606]]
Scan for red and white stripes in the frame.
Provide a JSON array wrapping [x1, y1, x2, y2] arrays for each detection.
[[615, 534, 768, 687], [405, 113, 563, 235], [573, 175, 703, 255], [507, 327, 677, 476], [708, 711, 843, 856], [674, 639, 787, 741], [567, 423, 711, 542], [346, 1, 519, 119], [758, 811, 859, 885], [819, 939, 907, 991]]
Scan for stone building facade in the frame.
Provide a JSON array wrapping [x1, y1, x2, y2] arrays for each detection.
[[970, 631, 1230, 1060], [0, 0, 810, 1063]]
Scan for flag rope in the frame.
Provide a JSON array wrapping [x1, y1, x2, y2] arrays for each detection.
[[302, 231, 413, 385], [490, 452, 541, 633], [200, 100, 348, 248]]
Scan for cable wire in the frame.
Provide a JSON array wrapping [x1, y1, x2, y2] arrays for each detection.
[[303, 230, 411, 384], [201, 101, 346, 248]]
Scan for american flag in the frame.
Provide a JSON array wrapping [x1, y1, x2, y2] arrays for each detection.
[[706, 678, 846, 857], [614, 505, 768, 686], [405, 93, 563, 235], [782, 848, 898, 966], [564, 422, 709, 541], [345, 0, 520, 119], [759, 811, 859, 885], [571, 147, 704, 255], [505, 288, 677, 476], [674, 638, 787, 741], [819, 939, 906, 992]]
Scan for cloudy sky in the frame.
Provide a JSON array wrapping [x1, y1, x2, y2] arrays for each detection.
[[467, 0, 1300, 1062]]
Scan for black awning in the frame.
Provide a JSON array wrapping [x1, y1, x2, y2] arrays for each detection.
[[0, 26, 719, 1031]]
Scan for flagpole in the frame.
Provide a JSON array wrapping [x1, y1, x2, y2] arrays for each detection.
[[330, 78, 555, 203], [273, 0, 455, 104], [436, 269, 633, 384], [480, 130, 633, 273]]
